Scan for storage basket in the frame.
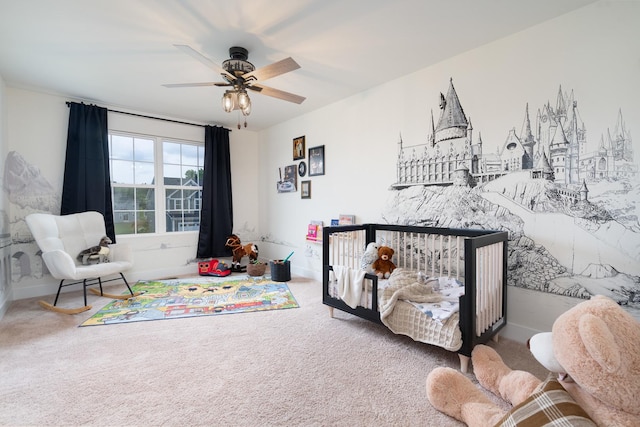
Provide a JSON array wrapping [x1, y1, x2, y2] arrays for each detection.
[[246, 262, 267, 277]]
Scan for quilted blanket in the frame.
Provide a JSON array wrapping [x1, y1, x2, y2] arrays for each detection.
[[379, 268, 463, 351]]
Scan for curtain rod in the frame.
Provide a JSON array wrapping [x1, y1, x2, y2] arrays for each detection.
[[65, 102, 231, 131]]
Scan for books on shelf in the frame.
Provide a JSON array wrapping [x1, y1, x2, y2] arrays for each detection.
[[338, 214, 355, 225], [306, 220, 323, 242]]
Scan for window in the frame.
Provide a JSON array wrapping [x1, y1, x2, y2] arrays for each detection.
[[109, 132, 204, 235]]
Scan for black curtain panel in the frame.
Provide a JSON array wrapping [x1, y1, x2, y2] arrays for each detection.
[[61, 102, 116, 242], [197, 125, 233, 258]]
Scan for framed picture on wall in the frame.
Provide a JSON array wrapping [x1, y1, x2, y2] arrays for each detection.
[[293, 136, 305, 160], [277, 165, 298, 193], [308, 145, 325, 176], [301, 180, 311, 199]]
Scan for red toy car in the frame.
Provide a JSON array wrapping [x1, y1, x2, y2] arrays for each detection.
[[198, 259, 231, 277]]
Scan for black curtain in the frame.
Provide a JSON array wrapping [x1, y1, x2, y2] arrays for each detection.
[[197, 125, 233, 258], [61, 102, 116, 242]]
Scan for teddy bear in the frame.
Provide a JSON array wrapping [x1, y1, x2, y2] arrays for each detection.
[[360, 242, 379, 274], [425, 295, 640, 427], [372, 245, 396, 279]]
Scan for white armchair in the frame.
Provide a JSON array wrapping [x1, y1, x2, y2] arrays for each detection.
[[26, 211, 136, 314]]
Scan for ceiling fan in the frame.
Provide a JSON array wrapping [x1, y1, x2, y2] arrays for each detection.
[[163, 45, 306, 128]]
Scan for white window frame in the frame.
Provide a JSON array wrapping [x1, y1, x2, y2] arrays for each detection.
[[108, 130, 204, 236]]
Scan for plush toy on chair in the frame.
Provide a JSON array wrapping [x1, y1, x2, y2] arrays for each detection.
[[77, 236, 111, 265], [425, 295, 640, 427]]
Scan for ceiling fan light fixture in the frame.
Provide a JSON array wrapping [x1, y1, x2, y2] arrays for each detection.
[[240, 101, 251, 116], [222, 91, 235, 113], [237, 90, 251, 110]]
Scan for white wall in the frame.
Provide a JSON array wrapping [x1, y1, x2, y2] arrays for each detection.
[[6, 87, 259, 300], [256, 1, 640, 341], [0, 74, 11, 318]]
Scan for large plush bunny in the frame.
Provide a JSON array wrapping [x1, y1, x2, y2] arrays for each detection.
[[426, 295, 640, 427]]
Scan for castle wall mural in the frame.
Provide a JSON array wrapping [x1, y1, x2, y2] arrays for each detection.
[[383, 78, 639, 317]]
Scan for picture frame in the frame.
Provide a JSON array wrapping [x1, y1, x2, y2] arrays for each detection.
[[298, 161, 307, 177], [293, 136, 306, 160], [301, 180, 311, 199], [277, 165, 298, 193], [308, 145, 325, 176]]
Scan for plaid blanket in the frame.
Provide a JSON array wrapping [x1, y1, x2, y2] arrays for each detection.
[[496, 374, 596, 427]]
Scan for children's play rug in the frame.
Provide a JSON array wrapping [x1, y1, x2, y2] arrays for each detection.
[[80, 276, 299, 326]]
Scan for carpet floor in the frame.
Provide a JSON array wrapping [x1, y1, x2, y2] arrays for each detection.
[[0, 276, 548, 426]]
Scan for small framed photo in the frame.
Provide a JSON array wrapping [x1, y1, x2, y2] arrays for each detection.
[[301, 180, 311, 199], [308, 145, 325, 176], [293, 136, 306, 160], [298, 161, 307, 177]]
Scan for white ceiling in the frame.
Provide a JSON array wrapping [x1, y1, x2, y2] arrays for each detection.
[[0, 0, 598, 131]]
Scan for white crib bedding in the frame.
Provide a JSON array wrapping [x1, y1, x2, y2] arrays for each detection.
[[328, 267, 464, 352]]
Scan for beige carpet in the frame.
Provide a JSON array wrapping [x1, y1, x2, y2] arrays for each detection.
[[0, 276, 548, 426]]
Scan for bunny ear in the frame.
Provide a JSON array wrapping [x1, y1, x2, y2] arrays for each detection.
[[579, 313, 620, 373]]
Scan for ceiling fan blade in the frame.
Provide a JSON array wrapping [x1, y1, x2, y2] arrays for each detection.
[[243, 57, 300, 82], [249, 83, 306, 104], [162, 82, 221, 88], [173, 44, 236, 81]]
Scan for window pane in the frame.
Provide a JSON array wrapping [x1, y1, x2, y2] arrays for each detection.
[[165, 189, 181, 210], [163, 141, 181, 164], [114, 211, 135, 235], [134, 162, 154, 185], [136, 188, 155, 210], [136, 211, 155, 234], [112, 160, 134, 184], [134, 138, 154, 162], [111, 135, 133, 160], [165, 210, 182, 232], [113, 187, 135, 210], [163, 164, 182, 185], [182, 167, 202, 185], [182, 144, 198, 167], [184, 189, 200, 211]]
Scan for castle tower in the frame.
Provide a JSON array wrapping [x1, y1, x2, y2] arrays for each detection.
[[549, 120, 570, 184], [519, 103, 536, 169], [435, 78, 468, 143]]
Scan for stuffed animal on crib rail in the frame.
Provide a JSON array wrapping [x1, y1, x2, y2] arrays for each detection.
[[360, 242, 379, 274], [425, 295, 640, 427], [77, 236, 111, 265], [225, 234, 259, 272], [372, 246, 396, 279]]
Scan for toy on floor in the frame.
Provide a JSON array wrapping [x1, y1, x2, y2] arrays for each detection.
[[425, 295, 640, 427], [372, 245, 395, 279], [225, 234, 258, 272], [77, 236, 111, 265], [198, 259, 231, 277]]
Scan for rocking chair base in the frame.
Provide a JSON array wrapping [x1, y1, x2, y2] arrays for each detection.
[[38, 300, 92, 315], [88, 288, 141, 300]]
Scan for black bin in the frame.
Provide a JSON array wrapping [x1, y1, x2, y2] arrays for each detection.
[[269, 260, 291, 282]]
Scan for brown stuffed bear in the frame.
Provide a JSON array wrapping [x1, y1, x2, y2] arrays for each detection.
[[426, 295, 640, 427], [372, 246, 396, 279]]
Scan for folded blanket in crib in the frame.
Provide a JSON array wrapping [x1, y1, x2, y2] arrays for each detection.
[[380, 268, 442, 323], [409, 277, 465, 323], [331, 265, 366, 309]]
